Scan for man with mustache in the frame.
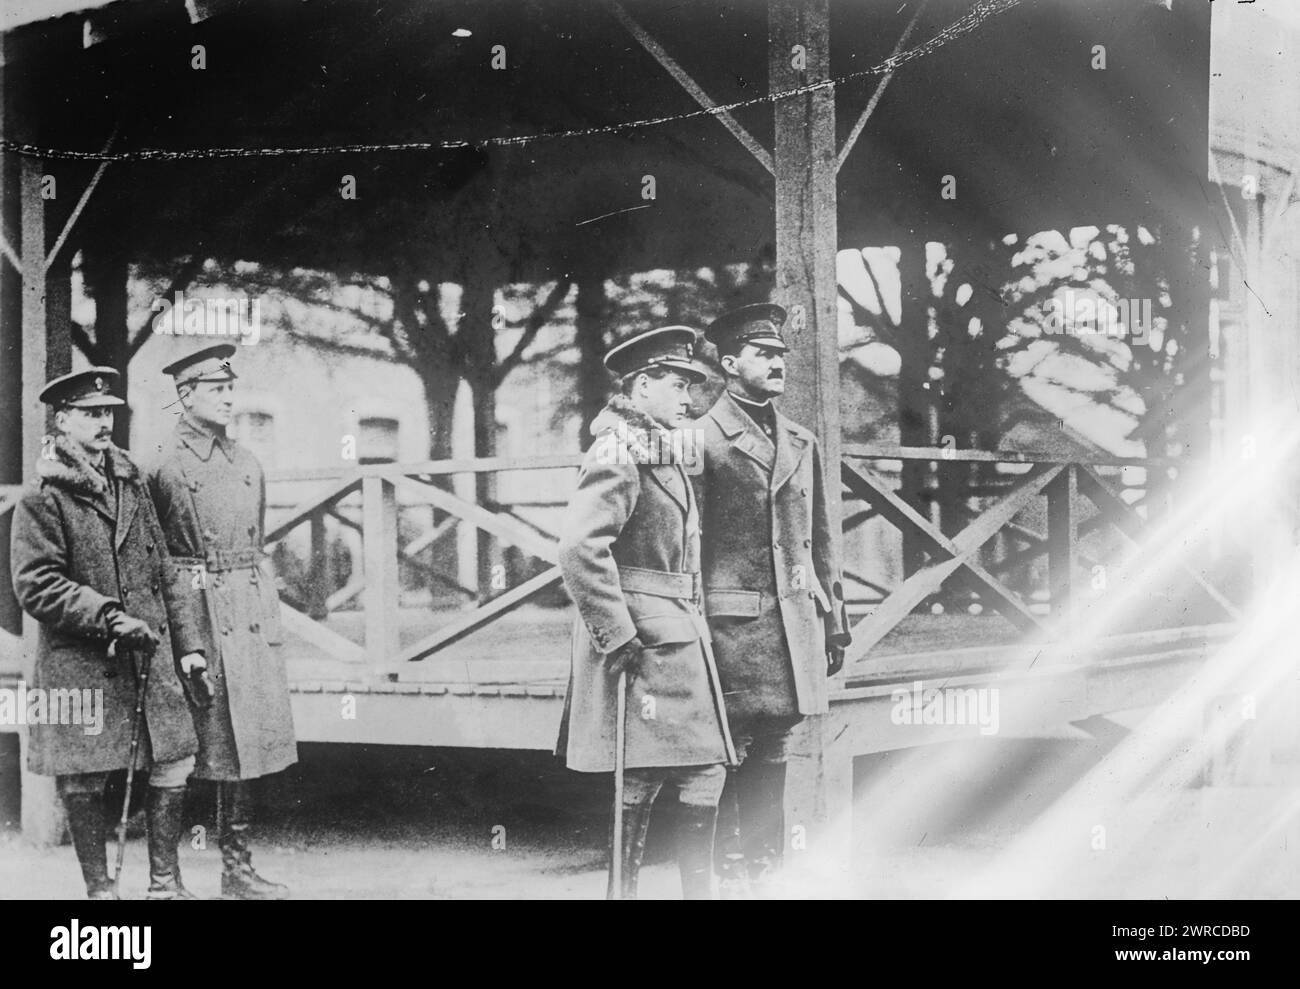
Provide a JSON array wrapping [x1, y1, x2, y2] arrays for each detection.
[[146, 344, 296, 899], [692, 303, 851, 896], [10, 368, 207, 898], [556, 326, 736, 899]]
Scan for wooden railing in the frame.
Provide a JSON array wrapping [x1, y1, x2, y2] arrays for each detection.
[[838, 446, 1241, 664], [2, 450, 1242, 686], [262, 456, 582, 678]]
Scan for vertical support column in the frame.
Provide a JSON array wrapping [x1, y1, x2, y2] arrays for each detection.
[[769, 0, 840, 474], [307, 514, 330, 621], [20, 156, 70, 845], [1046, 463, 1079, 635], [361, 475, 400, 676], [769, 0, 852, 869]]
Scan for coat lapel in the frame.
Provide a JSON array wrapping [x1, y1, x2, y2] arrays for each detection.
[[711, 392, 775, 472], [112, 461, 138, 551], [771, 421, 809, 494], [648, 463, 689, 514]]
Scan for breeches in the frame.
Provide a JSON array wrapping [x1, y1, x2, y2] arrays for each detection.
[[624, 764, 727, 808], [56, 755, 195, 796]]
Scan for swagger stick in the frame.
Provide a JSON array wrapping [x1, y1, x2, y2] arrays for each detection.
[[609, 669, 629, 900], [112, 640, 153, 898]]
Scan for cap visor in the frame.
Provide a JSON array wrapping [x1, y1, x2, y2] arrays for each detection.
[[745, 336, 788, 352], [67, 396, 125, 408], [659, 359, 708, 383]]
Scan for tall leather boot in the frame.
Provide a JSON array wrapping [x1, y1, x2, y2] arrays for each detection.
[[145, 786, 198, 900], [219, 781, 289, 900], [738, 760, 787, 885], [606, 796, 655, 900], [62, 791, 116, 900], [677, 803, 718, 900], [713, 773, 751, 900]]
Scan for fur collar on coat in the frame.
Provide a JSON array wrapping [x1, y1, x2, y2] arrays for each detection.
[[35, 434, 138, 497], [589, 394, 696, 468]]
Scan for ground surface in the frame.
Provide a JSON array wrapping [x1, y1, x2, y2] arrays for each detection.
[[3, 727, 1296, 900]]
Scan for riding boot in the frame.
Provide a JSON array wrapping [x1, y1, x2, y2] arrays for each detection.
[[219, 781, 289, 900], [677, 803, 718, 900], [713, 772, 751, 900], [606, 796, 655, 900], [145, 786, 198, 899], [62, 792, 116, 900], [738, 759, 787, 884]]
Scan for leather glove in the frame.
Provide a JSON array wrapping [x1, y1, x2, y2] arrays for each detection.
[[826, 645, 845, 677], [606, 636, 645, 679], [106, 609, 160, 657], [826, 630, 851, 678]]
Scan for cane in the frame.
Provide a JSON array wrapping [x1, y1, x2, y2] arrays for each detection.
[[609, 669, 628, 900], [112, 639, 153, 899]]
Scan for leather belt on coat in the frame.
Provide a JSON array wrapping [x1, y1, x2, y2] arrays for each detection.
[[171, 548, 263, 573], [617, 565, 701, 601]]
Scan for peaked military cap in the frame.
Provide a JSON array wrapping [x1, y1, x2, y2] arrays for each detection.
[[705, 302, 789, 354], [604, 325, 705, 383], [161, 344, 238, 387], [38, 367, 125, 408]]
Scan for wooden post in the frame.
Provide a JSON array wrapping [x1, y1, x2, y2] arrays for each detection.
[[361, 475, 400, 676], [1046, 463, 1079, 633], [769, 0, 851, 867], [307, 513, 330, 620], [20, 156, 70, 845]]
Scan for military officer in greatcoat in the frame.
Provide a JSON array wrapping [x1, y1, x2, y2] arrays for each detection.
[[11, 368, 207, 899], [692, 304, 852, 895], [556, 326, 737, 899], [145, 344, 297, 899]]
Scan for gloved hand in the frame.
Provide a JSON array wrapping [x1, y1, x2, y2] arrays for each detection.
[[826, 645, 845, 677], [106, 609, 160, 657], [179, 652, 206, 674], [607, 636, 645, 680], [826, 630, 852, 677]]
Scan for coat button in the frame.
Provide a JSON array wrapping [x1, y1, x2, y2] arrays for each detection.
[[250, 622, 260, 633], [151, 581, 159, 593], [804, 538, 812, 547], [222, 628, 231, 636], [801, 487, 808, 496], [146, 544, 154, 554], [808, 590, 816, 600]]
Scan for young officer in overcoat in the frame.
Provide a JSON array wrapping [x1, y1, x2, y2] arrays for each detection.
[[556, 326, 737, 899], [692, 304, 852, 894], [145, 344, 297, 899], [11, 368, 207, 899]]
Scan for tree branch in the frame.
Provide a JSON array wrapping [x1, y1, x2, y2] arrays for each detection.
[[128, 254, 203, 359], [495, 277, 573, 385]]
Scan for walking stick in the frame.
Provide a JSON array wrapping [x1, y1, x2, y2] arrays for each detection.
[[112, 640, 153, 899], [609, 669, 628, 900]]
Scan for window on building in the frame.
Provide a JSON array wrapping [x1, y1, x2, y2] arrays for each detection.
[[234, 410, 276, 465], [358, 416, 400, 465]]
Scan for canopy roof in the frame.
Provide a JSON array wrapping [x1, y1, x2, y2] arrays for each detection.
[[2, 0, 1210, 279]]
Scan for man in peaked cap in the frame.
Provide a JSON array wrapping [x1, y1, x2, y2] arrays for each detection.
[[555, 325, 738, 899], [146, 344, 297, 899], [10, 368, 207, 898], [692, 303, 852, 896]]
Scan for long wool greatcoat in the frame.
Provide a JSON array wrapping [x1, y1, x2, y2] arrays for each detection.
[[555, 396, 737, 773], [146, 415, 296, 781], [10, 437, 202, 776], [692, 391, 850, 727]]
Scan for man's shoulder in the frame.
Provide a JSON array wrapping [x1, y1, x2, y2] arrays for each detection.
[[775, 410, 815, 444]]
